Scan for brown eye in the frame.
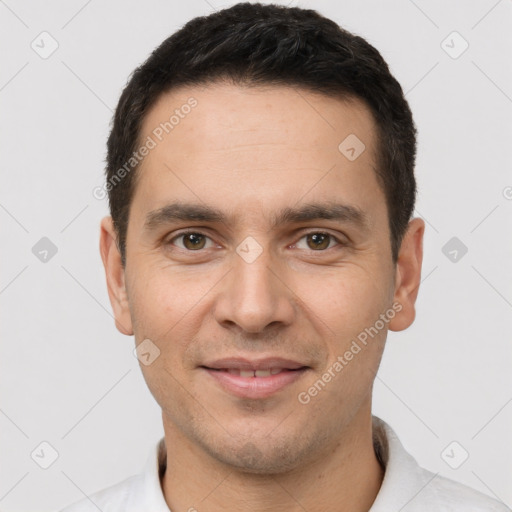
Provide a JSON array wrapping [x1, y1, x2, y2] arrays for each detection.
[[171, 232, 213, 251], [306, 233, 331, 250], [183, 233, 206, 250]]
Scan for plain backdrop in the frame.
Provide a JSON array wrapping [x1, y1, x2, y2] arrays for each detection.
[[1, 0, 511, 510]]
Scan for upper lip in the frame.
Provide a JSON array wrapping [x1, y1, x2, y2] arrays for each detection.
[[201, 357, 308, 371]]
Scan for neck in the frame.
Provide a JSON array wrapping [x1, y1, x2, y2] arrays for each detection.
[[161, 407, 384, 512]]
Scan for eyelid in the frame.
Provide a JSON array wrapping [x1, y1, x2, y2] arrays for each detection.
[[292, 229, 347, 250], [166, 228, 347, 252], [166, 230, 217, 250]]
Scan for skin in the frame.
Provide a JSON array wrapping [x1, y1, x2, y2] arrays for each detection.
[[100, 82, 424, 512]]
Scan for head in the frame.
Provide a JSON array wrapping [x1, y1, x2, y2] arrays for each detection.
[[100, 3, 424, 473]]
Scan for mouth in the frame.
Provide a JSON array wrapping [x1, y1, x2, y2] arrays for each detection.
[[200, 357, 310, 399], [204, 367, 304, 377]]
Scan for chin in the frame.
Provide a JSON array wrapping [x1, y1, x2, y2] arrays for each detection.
[[200, 432, 316, 475]]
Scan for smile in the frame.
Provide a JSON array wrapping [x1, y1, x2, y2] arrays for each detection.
[[207, 367, 300, 377], [200, 357, 310, 399]]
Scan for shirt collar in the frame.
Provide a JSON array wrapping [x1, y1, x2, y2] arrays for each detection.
[[139, 436, 170, 511], [142, 415, 432, 511], [369, 416, 437, 510]]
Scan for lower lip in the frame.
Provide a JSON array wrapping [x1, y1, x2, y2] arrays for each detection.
[[202, 368, 308, 399]]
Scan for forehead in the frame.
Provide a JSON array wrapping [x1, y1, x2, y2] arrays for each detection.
[[131, 82, 384, 228], [140, 82, 377, 160]]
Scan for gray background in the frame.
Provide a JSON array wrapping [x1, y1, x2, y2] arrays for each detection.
[[1, 0, 511, 510]]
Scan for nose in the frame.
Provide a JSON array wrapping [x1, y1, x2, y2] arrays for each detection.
[[213, 243, 296, 334]]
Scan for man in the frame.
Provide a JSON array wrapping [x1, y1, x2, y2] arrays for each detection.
[[61, 3, 509, 511]]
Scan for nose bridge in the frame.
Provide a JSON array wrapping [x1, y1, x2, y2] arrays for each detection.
[[214, 238, 294, 333]]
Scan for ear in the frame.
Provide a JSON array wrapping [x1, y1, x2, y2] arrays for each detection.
[[99, 216, 133, 336], [388, 217, 425, 332]]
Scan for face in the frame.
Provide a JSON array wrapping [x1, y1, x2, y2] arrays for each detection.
[[101, 83, 423, 474]]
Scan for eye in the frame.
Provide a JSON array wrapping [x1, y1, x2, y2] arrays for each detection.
[[295, 232, 342, 251], [168, 231, 215, 251]]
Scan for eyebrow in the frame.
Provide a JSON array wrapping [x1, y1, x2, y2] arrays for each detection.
[[143, 201, 369, 232]]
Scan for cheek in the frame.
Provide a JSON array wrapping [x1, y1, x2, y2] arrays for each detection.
[[126, 263, 213, 340], [139, 356, 197, 433], [128, 270, 200, 413], [297, 262, 393, 338]]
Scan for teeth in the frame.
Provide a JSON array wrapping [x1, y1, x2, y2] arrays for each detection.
[[223, 368, 287, 377]]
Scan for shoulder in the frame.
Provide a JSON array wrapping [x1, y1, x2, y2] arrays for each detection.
[[58, 437, 168, 512], [371, 417, 510, 511], [423, 472, 510, 512], [58, 474, 145, 512]]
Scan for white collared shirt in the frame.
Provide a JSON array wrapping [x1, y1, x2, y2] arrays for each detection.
[[60, 416, 510, 511]]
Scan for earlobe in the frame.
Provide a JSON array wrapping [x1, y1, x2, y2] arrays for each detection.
[[99, 216, 134, 336], [388, 217, 425, 332]]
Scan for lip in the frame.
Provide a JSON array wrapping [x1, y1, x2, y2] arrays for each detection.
[[200, 357, 310, 399], [202, 357, 307, 371]]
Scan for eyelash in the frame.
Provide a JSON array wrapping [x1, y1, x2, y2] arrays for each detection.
[[166, 230, 346, 253]]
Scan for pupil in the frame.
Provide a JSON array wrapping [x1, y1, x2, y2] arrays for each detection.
[[185, 234, 204, 249], [309, 233, 329, 250]]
